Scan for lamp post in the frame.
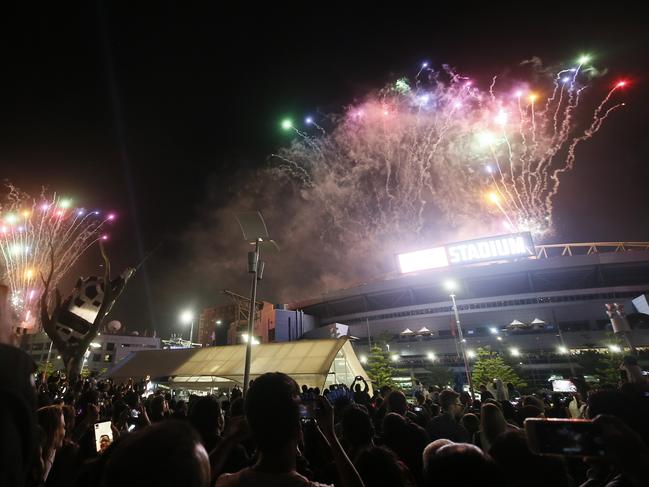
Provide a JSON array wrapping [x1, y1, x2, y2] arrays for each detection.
[[180, 309, 194, 347], [236, 211, 279, 396], [444, 279, 475, 400]]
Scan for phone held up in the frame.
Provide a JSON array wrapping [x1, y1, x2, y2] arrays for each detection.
[[525, 418, 605, 457]]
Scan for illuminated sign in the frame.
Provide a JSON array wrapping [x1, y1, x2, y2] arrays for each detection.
[[397, 232, 535, 273]]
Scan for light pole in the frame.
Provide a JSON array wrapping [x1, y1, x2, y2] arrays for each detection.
[[180, 309, 194, 347], [444, 279, 475, 400], [236, 211, 279, 396]]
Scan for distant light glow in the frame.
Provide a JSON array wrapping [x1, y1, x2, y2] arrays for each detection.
[[360, 354, 368, 364], [443, 279, 457, 292], [558, 346, 568, 354], [562, 77, 570, 83], [305, 116, 313, 124], [494, 111, 508, 126], [616, 80, 627, 88], [422, 62, 428, 68], [467, 350, 476, 359], [180, 310, 194, 324], [608, 344, 622, 353], [478, 132, 496, 146], [510, 348, 520, 356], [390, 354, 399, 362], [427, 352, 436, 360], [487, 192, 500, 204], [578, 55, 591, 64], [281, 119, 292, 130], [489, 327, 498, 334]]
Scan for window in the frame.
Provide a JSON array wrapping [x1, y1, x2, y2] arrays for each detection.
[[106, 343, 115, 351], [93, 353, 101, 362]]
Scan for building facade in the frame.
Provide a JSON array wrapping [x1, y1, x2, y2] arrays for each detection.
[[21, 332, 161, 373]]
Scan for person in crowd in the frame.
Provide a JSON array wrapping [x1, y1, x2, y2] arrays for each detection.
[[507, 382, 520, 400], [426, 390, 470, 443], [474, 402, 518, 452], [350, 376, 371, 406], [384, 390, 408, 416], [547, 393, 568, 418], [423, 442, 499, 487], [460, 413, 480, 440], [214, 372, 364, 487], [37, 405, 66, 483], [189, 395, 249, 475], [382, 412, 428, 486], [341, 404, 374, 462], [0, 339, 38, 487], [355, 446, 415, 487], [492, 379, 510, 401], [101, 420, 210, 487], [478, 384, 494, 400]]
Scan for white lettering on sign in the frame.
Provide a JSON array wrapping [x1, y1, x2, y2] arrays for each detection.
[[447, 236, 529, 264], [397, 232, 533, 273]]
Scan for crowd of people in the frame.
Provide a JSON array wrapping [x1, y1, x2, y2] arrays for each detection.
[[2, 340, 649, 487]]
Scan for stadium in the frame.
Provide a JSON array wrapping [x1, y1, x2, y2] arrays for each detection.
[[293, 233, 649, 389]]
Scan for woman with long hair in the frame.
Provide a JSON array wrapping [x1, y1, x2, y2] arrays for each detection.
[[36, 405, 65, 483], [475, 403, 517, 452]]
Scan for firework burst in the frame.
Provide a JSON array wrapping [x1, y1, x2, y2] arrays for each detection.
[[272, 55, 627, 243], [0, 186, 114, 329]]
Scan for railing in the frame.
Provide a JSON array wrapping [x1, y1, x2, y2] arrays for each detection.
[[535, 242, 649, 259]]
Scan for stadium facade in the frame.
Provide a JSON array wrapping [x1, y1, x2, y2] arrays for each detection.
[[291, 239, 649, 388]]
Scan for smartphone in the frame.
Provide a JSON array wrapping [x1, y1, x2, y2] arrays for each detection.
[[94, 421, 113, 453], [525, 418, 605, 457], [551, 380, 577, 393], [299, 400, 316, 419]]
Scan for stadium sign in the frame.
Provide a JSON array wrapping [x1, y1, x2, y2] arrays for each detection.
[[398, 232, 535, 273]]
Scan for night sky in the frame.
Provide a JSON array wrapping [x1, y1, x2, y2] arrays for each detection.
[[2, 4, 648, 338]]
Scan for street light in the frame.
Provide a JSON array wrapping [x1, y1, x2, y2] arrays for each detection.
[[180, 309, 194, 346], [510, 348, 520, 357], [444, 279, 475, 400], [236, 211, 279, 396]]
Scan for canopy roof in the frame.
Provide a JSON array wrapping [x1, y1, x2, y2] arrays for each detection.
[[103, 337, 367, 390]]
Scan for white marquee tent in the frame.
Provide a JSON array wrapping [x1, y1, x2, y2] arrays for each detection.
[[103, 337, 370, 392]]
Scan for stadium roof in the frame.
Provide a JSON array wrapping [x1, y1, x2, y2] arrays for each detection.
[[291, 244, 649, 320], [103, 337, 367, 389]]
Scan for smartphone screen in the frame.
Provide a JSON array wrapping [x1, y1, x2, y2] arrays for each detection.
[[551, 380, 577, 392], [94, 421, 113, 453], [525, 418, 604, 457], [299, 400, 315, 419]]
